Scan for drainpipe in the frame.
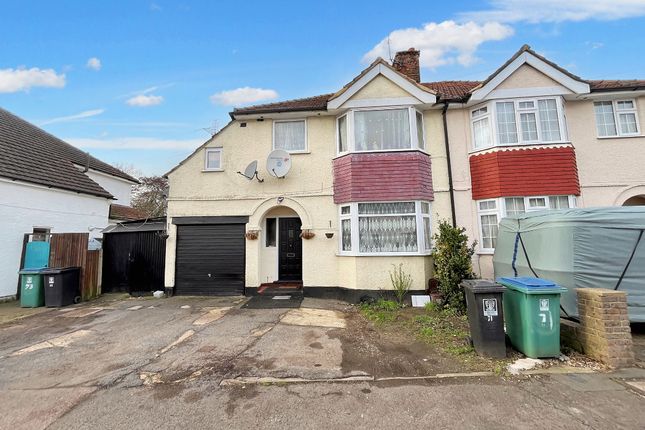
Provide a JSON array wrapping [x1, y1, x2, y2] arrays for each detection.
[[441, 102, 457, 227]]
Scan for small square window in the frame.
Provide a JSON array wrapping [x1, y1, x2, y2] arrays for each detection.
[[340, 206, 351, 215], [479, 200, 496, 211], [32, 228, 50, 242], [528, 197, 547, 209], [204, 148, 222, 171]]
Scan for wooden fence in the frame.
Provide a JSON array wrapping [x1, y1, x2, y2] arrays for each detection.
[[48, 233, 101, 300]]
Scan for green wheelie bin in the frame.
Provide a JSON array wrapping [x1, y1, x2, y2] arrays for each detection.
[[19, 269, 45, 308], [497, 277, 567, 358]]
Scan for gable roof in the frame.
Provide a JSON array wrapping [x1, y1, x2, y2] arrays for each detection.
[[225, 46, 645, 116], [469, 44, 590, 101], [0, 107, 137, 198], [326, 58, 436, 109]]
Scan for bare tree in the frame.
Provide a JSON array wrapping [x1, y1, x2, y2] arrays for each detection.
[[131, 176, 168, 217]]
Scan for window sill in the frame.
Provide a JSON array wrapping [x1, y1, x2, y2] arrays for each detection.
[[469, 141, 572, 155], [202, 169, 224, 173], [333, 148, 430, 159], [477, 250, 495, 255], [336, 252, 432, 257], [596, 134, 644, 140]]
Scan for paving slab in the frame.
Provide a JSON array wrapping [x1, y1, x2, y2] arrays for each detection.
[[280, 307, 346, 328], [551, 373, 626, 392]]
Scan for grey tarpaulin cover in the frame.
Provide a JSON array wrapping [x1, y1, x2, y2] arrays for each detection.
[[493, 207, 645, 322]]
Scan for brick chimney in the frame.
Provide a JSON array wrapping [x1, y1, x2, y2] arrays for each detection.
[[393, 48, 421, 82]]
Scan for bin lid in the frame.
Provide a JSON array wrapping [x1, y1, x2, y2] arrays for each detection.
[[497, 277, 567, 294], [461, 279, 506, 293], [40, 266, 81, 275], [19, 268, 46, 275]]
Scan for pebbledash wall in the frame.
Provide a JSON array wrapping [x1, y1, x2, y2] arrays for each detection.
[[0, 179, 111, 298], [165, 76, 443, 294]]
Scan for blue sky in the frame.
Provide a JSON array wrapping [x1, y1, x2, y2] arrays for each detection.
[[1, 1, 645, 175]]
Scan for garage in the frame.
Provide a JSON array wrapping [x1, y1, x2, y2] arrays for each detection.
[[173, 216, 247, 296]]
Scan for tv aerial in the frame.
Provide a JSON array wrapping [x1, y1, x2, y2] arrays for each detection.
[[266, 149, 292, 179], [237, 160, 264, 182]]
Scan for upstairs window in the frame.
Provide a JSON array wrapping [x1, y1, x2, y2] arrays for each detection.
[[336, 107, 425, 154], [472, 97, 566, 150], [204, 148, 223, 171], [354, 109, 410, 151], [274, 120, 307, 152], [472, 107, 492, 149], [338, 114, 348, 153], [594, 100, 640, 137]]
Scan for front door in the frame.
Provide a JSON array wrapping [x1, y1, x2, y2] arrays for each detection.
[[278, 218, 302, 281]]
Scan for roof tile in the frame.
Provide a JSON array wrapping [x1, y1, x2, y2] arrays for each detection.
[[0, 107, 137, 198]]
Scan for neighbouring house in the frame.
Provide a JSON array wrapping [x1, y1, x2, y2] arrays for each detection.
[[164, 44, 645, 297], [0, 107, 139, 299]]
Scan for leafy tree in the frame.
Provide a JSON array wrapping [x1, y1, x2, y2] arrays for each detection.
[[131, 176, 168, 217], [431, 220, 476, 313]]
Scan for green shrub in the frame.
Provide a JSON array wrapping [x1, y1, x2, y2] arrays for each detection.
[[431, 220, 476, 314], [389, 263, 413, 305]]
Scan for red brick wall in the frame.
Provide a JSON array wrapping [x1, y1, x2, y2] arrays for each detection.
[[470, 146, 580, 200], [333, 151, 433, 204]]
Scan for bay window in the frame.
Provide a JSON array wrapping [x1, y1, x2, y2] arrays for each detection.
[[594, 100, 640, 137], [339, 201, 431, 255], [471, 97, 567, 150], [336, 107, 425, 154], [477, 195, 576, 252]]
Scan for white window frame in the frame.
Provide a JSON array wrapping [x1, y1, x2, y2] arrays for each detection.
[[338, 201, 432, 256], [477, 200, 499, 253], [335, 106, 426, 156], [204, 147, 223, 171], [470, 96, 568, 151], [272, 119, 308, 153], [336, 113, 349, 155], [477, 195, 577, 253], [594, 99, 641, 138], [471, 106, 492, 150]]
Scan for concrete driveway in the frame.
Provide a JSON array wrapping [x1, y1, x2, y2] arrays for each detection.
[[1, 295, 644, 430]]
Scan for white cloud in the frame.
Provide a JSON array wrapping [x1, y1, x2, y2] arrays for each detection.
[[210, 87, 279, 106], [66, 137, 202, 151], [460, 0, 645, 23], [86, 57, 102, 71], [0, 67, 66, 93], [40, 109, 105, 126], [126, 94, 164, 107], [363, 20, 514, 69]]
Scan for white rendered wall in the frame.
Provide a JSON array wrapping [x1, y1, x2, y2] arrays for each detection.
[[0, 179, 111, 298], [84, 169, 134, 206]]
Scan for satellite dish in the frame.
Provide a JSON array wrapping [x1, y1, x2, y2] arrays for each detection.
[[237, 160, 264, 182], [266, 149, 292, 178]]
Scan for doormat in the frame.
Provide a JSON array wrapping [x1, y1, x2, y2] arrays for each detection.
[[242, 295, 303, 309]]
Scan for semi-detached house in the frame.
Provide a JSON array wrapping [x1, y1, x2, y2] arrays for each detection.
[[164, 45, 645, 297]]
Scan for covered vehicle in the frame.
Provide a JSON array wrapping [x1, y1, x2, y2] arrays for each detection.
[[493, 207, 645, 322]]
